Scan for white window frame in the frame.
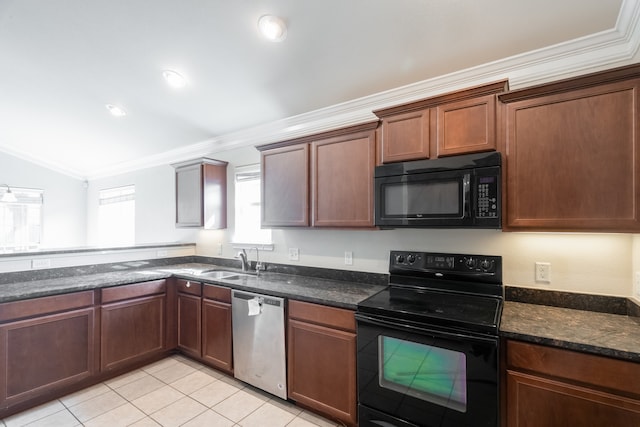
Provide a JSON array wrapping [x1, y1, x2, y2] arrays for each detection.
[[97, 185, 135, 247], [232, 164, 272, 250], [0, 187, 44, 252]]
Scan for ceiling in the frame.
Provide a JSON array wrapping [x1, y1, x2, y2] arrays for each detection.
[[0, 0, 636, 180]]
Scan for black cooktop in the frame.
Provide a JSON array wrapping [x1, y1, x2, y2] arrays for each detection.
[[357, 251, 503, 336], [358, 287, 502, 335]]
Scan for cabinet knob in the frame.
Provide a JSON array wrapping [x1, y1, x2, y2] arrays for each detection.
[[186, 281, 191, 288]]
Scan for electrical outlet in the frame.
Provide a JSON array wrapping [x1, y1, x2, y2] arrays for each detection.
[[31, 258, 51, 269], [535, 262, 551, 283], [634, 272, 640, 298], [217, 243, 223, 256], [156, 250, 168, 257], [288, 248, 299, 261], [344, 251, 353, 265]]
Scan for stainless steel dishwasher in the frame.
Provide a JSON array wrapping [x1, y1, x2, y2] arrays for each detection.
[[231, 290, 287, 399]]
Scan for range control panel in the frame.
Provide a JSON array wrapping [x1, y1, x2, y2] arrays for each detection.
[[390, 251, 501, 275]]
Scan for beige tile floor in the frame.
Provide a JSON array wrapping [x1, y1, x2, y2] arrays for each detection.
[[0, 355, 343, 427]]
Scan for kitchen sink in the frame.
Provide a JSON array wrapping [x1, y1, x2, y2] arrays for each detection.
[[199, 270, 254, 280]]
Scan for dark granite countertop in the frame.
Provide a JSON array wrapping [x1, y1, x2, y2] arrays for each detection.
[[0, 262, 386, 310], [501, 301, 640, 362], [0, 242, 196, 258]]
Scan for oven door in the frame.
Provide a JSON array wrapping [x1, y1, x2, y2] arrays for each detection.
[[356, 313, 499, 427]]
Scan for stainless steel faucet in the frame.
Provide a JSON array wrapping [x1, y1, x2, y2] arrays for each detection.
[[237, 247, 266, 274], [237, 249, 249, 271]]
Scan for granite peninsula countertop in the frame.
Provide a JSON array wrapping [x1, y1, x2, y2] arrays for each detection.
[[501, 301, 640, 362], [0, 262, 387, 310]]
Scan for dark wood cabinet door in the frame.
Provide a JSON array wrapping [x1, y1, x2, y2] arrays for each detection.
[[287, 319, 357, 426], [504, 340, 640, 427], [261, 144, 310, 227], [175, 159, 228, 229], [506, 370, 640, 427], [177, 293, 201, 358], [0, 307, 95, 407], [380, 109, 431, 163], [501, 77, 640, 231], [437, 93, 496, 156], [175, 163, 203, 227], [101, 295, 166, 371], [312, 129, 376, 227], [202, 299, 233, 374]]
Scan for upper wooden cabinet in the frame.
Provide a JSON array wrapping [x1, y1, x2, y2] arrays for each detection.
[[258, 121, 378, 228], [261, 144, 310, 227], [173, 158, 228, 229], [499, 64, 640, 232], [312, 129, 376, 227], [374, 80, 507, 163], [378, 109, 431, 163]]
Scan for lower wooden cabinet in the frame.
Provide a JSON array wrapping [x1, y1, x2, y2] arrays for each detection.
[[176, 279, 202, 358], [287, 300, 357, 426], [0, 291, 96, 412], [202, 285, 233, 374], [504, 340, 640, 426], [100, 280, 167, 371]]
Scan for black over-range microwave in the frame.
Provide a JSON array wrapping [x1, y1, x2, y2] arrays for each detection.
[[374, 152, 501, 228]]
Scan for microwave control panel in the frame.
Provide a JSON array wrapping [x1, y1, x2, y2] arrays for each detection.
[[475, 174, 499, 218]]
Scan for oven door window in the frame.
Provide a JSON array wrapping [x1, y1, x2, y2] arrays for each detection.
[[379, 336, 467, 413]]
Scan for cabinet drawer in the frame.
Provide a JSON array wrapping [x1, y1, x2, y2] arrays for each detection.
[[507, 340, 640, 397], [288, 300, 355, 332], [0, 291, 94, 323], [176, 279, 202, 296], [101, 280, 166, 304], [203, 284, 231, 303]]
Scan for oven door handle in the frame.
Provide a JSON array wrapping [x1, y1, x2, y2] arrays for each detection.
[[355, 313, 498, 345]]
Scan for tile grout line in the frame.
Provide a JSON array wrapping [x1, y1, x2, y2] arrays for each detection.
[[57, 397, 86, 427]]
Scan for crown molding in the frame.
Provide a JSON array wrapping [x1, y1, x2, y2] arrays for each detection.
[[80, 0, 640, 180], [0, 145, 86, 181]]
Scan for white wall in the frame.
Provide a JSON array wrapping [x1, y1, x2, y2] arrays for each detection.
[[0, 151, 86, 249], [87, 164, 199, 246], [189, 146, 636, 298]]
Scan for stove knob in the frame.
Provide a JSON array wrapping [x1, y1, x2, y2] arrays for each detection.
[[396, 254, 406, 264], [407, 254, 416, 264], [465, 257, 477, 269], [480, 259, 492, 271]]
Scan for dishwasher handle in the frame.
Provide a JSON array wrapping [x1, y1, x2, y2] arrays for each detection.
[[232, 291, 283, 308]]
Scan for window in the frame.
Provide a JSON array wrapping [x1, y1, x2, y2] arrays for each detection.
[[0, 187, 43, 252], [233, 164, 271, 245], [98, 185, 135, 246]]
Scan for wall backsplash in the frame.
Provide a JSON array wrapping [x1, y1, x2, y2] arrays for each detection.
[[196, 227, 637, 299]]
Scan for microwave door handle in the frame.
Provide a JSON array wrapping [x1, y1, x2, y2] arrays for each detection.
[[462, 173, 471, 218]]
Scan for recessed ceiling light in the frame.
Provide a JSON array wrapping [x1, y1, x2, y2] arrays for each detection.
[[258, 15, 287, 42], [105, 104, 127, 117], [162, 70, 187, 88]]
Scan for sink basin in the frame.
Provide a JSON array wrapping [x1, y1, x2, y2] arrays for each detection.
[[199, 270, 253, 280]]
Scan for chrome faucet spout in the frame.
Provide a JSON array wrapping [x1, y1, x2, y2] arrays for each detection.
[[237, 249, 248, 271]]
